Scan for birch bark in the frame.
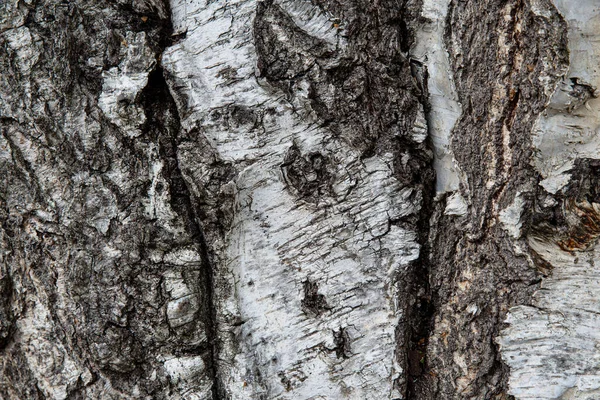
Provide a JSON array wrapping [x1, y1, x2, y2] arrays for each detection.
[[1, 0, 599, 399]]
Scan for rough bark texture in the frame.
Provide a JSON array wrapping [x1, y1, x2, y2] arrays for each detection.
[[414, 1, 569, 399], [1, 0, 598, 399]]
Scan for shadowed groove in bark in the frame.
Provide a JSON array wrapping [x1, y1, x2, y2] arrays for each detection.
[[139, 15, 223, 398], [404, 55, 436, 400]]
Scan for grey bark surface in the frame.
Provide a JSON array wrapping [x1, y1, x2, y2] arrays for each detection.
[[0, 0, 597, 399]]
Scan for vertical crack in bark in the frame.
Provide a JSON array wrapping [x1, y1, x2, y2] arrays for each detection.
[[403, 56, 436, 400], [140, 18, 222, 398]]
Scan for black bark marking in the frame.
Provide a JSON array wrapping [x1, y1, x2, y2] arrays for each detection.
[[278, 369, 308, 392], [301, 279, 329, 316], [0, 270, 14, 349], [254, 0, 423, 156], [333, 327, 351, 359], [567, 77, 597, 112]]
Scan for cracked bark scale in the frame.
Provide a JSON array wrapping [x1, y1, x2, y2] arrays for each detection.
[[0, 1, 598, 400]]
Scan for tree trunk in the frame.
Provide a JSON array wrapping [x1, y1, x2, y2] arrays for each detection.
[[0, 0, 596, 399]]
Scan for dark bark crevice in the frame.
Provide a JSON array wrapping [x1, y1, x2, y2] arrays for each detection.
[[403, 52, 436, 400], [140, 62, 224, 398]]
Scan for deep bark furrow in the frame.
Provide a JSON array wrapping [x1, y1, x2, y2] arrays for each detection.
[[403, 53, 436, 400], [141, 63, 223, 398]]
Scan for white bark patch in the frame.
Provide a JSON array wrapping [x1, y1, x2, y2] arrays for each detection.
[[164, 271, 201, 329], [15, 300, 89, 400], [412, 0, 463, 194], [98, 32, 155, 138], [444, 192, 468, 216], [142, 151, 187, 237], [0, 26, 40, 118], [163, 0, 424, 398], [274, 0, 345, 47], [163, 355, 212, 398], [499, 194, 525, 239], [532, 1, 600, 194], [498, 240, 600, 399]]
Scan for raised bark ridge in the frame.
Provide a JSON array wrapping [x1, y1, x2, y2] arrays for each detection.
[[413, 0, 569, 398], [498, 2, 600, 398]]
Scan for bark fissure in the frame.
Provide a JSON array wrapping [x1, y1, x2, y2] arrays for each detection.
[[404, 50, 436, 400], [140, 64, 223, 398]]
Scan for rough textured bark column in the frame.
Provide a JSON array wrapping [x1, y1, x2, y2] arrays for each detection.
[[498, 2, 600, 398], [413, 0, 568, 398], [1, 1, 217, 398]]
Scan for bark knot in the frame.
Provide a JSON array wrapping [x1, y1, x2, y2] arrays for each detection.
[[281, 144, 334, 203]]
